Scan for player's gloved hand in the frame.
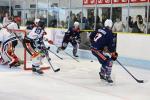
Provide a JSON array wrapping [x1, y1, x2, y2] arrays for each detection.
[[43, 32, 47, 35], [111, 52, 118, 61], [48, 40, 53, 44], [39, 50, 45, 58], [47, 46, 50, 50]]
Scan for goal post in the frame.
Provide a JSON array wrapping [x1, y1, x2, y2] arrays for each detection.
[[10, 29, 50, 70]]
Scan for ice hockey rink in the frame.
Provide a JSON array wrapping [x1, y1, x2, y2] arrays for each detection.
[[0, 44, 150, 100]]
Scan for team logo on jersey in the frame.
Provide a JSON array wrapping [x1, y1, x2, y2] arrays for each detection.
[[35, 28, 42, 34]]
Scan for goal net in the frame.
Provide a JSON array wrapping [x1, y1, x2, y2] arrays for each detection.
[[11, 29, 50, 70]]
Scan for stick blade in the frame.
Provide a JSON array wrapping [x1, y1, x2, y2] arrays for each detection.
[[59, 57, 63, 60], [54, 68, 60, 72], [137, 80, 144, 83]]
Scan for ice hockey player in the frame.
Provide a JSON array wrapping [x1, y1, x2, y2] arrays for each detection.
[[90, 19, 118, 83], [23, 20, 47, 74], [57, 21, 81, 57], [26, 18, 40, 31], [0, 16, 21, 67]]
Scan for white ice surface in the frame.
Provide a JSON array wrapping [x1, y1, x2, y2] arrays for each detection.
[[0, 50, 150, 100]]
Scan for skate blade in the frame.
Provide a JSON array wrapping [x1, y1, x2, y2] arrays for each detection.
[[100, 79, 114, 86], [32, 72, 44, 76]]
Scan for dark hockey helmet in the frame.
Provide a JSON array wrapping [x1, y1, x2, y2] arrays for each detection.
[[38, 20, 46, 29]]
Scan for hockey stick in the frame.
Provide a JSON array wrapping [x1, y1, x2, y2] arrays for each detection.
[[53, 44, 79, 62], [45, 54, 60, 72], [47, 47, 63, 60], [92, 48, 144, 83], [116, 59, 144, 83], [42, 43, 60, 72], [12, 30, 60, 72], [9, 29, 24, 42]]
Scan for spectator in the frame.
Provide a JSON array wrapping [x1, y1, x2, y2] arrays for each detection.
[[112, 18, 125, 32], [144, 17, 150, 34], [76, 13, 81, 22], [128, 16, 133, 29], [82, 16, 89, 29], [0, 13, 3, 23], [102, 15, 107, 26], [88, 11, 95, 29], [3, 13, 10, 26], [125, 16, 133, 32], [72, 14, 77, 22], [96, 16, 103, 30], [96, 15, 100, 24], [131, 15, 145, 33], [69, 15, 74, 27]]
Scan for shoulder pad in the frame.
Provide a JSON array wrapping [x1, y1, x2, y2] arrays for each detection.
[[97, 29, 106, 35]]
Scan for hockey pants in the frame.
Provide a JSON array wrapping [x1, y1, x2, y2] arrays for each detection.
[[91, 49, 113, 77]]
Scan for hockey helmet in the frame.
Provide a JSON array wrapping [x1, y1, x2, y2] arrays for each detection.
[[34, 18, 40, 25], [74, 21, 80, 28], [14, 16, 21, 22], [104, 19, 113, 28], [38, 20, 45, 28]]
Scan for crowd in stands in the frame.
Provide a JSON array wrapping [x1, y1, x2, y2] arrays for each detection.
[[65, 11, 149, 34], [0, 12, 149, 34]]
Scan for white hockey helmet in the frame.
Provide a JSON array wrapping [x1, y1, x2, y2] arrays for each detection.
[[104, 19, 113, 28], [74, 21, 80, 27], [34, 18, 40, 25]]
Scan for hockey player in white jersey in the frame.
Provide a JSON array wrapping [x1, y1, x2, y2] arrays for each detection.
[[23, 20, 47, 74], [0, 16, 21, 67]]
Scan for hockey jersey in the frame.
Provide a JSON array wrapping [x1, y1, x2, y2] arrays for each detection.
[[90, 27, 115, 52], [66, 27, 81, 41], [27, 27, 45, 40], [0, 22, 19, 43]]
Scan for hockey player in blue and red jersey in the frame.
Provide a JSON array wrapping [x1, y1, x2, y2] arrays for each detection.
[[57, 21, 81, 57], [90, 19, 118, 83]]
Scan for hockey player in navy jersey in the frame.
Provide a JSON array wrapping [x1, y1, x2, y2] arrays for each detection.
[[57, 22, 81, 57], [90, 19, 118, 83]]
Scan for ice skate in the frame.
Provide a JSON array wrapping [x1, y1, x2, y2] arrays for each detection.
[[57, 47, 61, 53], [99, 72, 106, 80], [32, 67, 44, 74], [106, 76, 113, 83]]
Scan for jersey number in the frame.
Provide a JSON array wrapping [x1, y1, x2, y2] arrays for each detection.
[[35, 28, 42, 34], [94, 33, 102, 42]]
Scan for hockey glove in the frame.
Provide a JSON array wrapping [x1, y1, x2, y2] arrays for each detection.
[[48, 40, 53, 44], [39, 50, 46, 58], [111, 52, 118, 61]]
